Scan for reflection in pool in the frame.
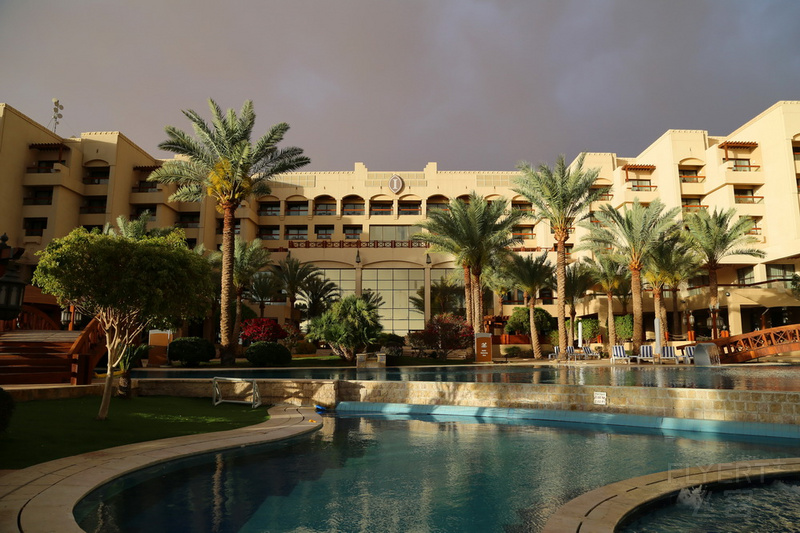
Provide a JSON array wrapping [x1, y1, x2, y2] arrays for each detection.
[[75, 413, 800, 533]]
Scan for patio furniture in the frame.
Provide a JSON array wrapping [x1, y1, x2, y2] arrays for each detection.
[[582, 345, 600, 359], [547, 346, 560, 360], [634, 344, 655, 364], [679, 345, 695, 364], [610, 345, 630, 364], [565, 346, 576, 361], [660, 345, 678, 364]]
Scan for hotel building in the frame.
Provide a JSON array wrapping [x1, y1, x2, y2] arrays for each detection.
[[1, 101, 799, 338]]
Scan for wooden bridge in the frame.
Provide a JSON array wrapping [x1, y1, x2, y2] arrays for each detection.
[[711, 323, 800, 364]]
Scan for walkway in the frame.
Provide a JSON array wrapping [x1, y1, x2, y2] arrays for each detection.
[[0, 405, 322, 533]]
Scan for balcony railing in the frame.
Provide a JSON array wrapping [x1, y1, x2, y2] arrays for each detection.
[[22, 197, 53, 205], [680, 175, 706, 183], [746, 226, 763, 235], [369, 207, 393, 216], [681, 205, 708, 213], [83, 178, 109, 185], [513, 232, 535, 239], [734, 195, 764, 204], [176, 221, 200, 228], [132, 184, 159, 192], [630, 184, 658, 192], [730, 164, 761, 172], [258, 209, 281, 216], [24, 228, 45, 237], [597, 193, 614, 201], [80, 206, 106, 214], [288, 240, 430, 249], [399, 207, 421, 215], [342, 208, 365, 216], [314, 207, 336, 216]]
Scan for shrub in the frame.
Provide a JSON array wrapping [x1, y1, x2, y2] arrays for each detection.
[[280, 323, 302, 353], [241, 318, 288, 343], [579, 318, 601, 343], [504, 307, 554, 335], [167, 337, 215, 367], [293, 340, 317, 355], [245, 342, 292, 367], [407, 313, 473, 360], [614, 314, 634, 341], [0, 387, 14, 433]]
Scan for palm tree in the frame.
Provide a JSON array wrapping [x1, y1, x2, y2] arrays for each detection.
[[579, 198, 681, 352], [505, 252, 554, 358], [514, 154, 607, 357], [247, 271, 283, 318], [410, 275, 462, 316], [414, 192, 524, 331], [298, 275, 340, 322], [148, 99, 310, 360], [684, 208, 765, 326], [583, 254, 628, 354], [210, 237, 271, 354], [270, 255, 321, 326], [564, 262, 594, 346]]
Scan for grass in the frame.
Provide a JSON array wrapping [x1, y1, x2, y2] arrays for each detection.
[[0, 396, 269, 470]]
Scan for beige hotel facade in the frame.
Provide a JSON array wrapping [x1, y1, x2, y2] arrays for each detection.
[[2, 101, 800, 338]]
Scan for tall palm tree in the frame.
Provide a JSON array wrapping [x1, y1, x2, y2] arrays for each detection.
[[270, 255, 321, 326], [247, 271, 283, 318], [579, 198, 681, 352], [684, 208, 765, 316], [583, 254, 628, 354], [148, 99, 310, 360], [564, 262, 594, 346], [514, 154, 607, 356], [505, 252, 554, 358], [414, 192, 524, 332], [210, 237, 271, 354], [298, 275, 340, 322]]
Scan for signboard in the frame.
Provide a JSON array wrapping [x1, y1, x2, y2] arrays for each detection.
[[593, 391, 607, 406], [388, 174, 404, 194], [475, 333, 493, 363]]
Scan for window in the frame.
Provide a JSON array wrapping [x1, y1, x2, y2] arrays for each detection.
[[286, 201, 308, 216], [314, 201, 336, 216], [133, 205, 157, 220], [362, 269, 426, 334], [315, 225, 334, 239], [83, 167, 110, 184], [216, 218, 240, 234], [737, 266, 755, 285], [259, 202, 280, 216], [729, 158, 752, 171], [23, 217, 47, 236], [368, 225, 420, 241], [513, 226, 535, 239], [629, 179, 655, 191], [511, 202, 533, 214], [734, 188, 762, 204], [344, 225, 362, 240], [370, 201, 393, 216], [766, 264, 794, 281], [285, 225, 307, 240], [398, 202, 421, 215], [793, 146, 800, 161], [133, 180, 158, 192], [258, 225, 280, 240], [23, 187, 53, 205], [185, 238, 197, 249], [342, 202, 365, 216], [177, 213, 200, 228], [80, 197, 107, 214], [426, 202, 448, 215], [27, 159, 64, 173]]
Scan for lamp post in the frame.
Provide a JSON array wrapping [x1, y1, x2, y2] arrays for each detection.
[[683, 303, 695, 342], [709, 302, 720, 339], [0, 233, 26, 322], [60, 305, 82, 331]]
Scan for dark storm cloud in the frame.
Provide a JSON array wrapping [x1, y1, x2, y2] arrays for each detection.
[[1, 0, 798, 171]]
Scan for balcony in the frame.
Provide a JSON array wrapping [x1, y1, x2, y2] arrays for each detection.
[[681, 204, 708, 214], [734, 195, 764, 204], [679, 175, 706, 183]]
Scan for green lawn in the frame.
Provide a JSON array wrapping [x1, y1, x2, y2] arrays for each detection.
[[0, 396, 269, 470]]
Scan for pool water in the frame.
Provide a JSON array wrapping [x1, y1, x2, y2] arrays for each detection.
[[132, 364, 800, 391], [74, 413, 800, 533], [621, 479, 800, 532]]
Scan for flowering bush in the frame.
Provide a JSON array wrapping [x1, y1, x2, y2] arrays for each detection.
[[241, 318, 288, 343], [407, 313, 473, 359]]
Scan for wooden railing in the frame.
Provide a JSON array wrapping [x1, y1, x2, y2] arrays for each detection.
[[67, 318, 107, 385], [711, 323, 800, 363], [0, 305, 60, 332]]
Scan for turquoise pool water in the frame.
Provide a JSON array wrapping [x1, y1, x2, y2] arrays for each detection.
[[74, 413, 800, 532], [132, 364, 800, 391]]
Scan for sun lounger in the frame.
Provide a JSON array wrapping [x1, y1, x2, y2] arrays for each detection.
[[582, 345, 600, 359], [634, 344, 655, 364], [610, 344, 630, 364], [660, 345, 678, 364], [679, 345, 695, 364], [565, 346, 576, 361], [547, 346, 560, 360]]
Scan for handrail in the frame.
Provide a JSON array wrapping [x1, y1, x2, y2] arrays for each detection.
[[67, 317, 106, 385], [711, 323, 800, 363], [0, 305, 61, 332]]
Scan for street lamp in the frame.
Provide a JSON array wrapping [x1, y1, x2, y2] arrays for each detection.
[[0, 233, 26, 321]]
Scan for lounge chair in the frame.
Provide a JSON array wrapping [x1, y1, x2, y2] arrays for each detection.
[[660, 345, 678, 364], [610, 345, 630, 364], [634, 344, 655, 364], [679, 345, 695, 364], [564, 346, 576, 361], [547, 346, 560, 360], [582, 345, 599, 359]]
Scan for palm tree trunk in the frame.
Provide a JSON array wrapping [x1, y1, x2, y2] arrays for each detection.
[[463, 264, 473, 328], [569, 305, 577, 347], [472, 270, 483, 333], [556, 238, 567, 358], [528, 300, 543, 359], [219, 204, 237, 365], [653, 286, 664, 343], [606, 290, 616, 355], [631, 267, 643, 353], [708, 268, 719, 308], [233, 289, 244, 349], [671, 288, 681, 337]]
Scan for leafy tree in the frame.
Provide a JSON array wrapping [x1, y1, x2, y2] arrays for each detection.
[[298, 275, 340, 322], [578, 317, 601, 343], [406, 313, 473, 359], [240, 318, 288, 343], [210, 237, 270, 356], [614, 314, 634, 342], [583, 254, 628, 352], [148, 99, 309, 362], [104, 210, 174, 240], [33, 228, 214, 420], [684, 207, 765, 316], [414, 192, 524, 331], [504, 252, 554, 358], [514, 154, 607, 357], [247, 271, 283, 318], [579, 198, 681, 352], [409, 274, 463, 316], [504, 306, 554, 336], [306, 295, 382, 362], [360, 289, 385, 310], [270, 255, 321, 326]]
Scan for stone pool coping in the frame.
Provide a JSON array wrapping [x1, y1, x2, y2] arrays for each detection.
[[541, 457, 800, 533], [0, 405, 322, 533]]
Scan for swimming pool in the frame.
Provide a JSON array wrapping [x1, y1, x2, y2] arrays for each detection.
[[133, 364, 800, 391], [74, 412, 800, 532]]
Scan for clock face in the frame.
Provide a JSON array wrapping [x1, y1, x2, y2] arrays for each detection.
[[389, 174, 404, 194]]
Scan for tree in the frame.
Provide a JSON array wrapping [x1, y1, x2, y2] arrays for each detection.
[[410, 274, 462, 316], [298, 275, 340, 322], [406, 313, 473, 359], [583, 254, 628, 353], [514, 154, 607, 358], [684, 208, 765, 315], [579, 198, 681, 352], [306, 295, 383, 362], [104, 210, 174, 240], [505, 252, 554, 358], [248, 271, 283, 318], [414, 192, 524, 331], [270, 255, 321, 326], [33, 228, 214, 420], [210, 237, 270, 358], [564, 262, 594, 346], [148, 99, 309, 362]]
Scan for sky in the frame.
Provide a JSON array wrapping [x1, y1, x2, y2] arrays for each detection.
[[1, 0, 799, 172]]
